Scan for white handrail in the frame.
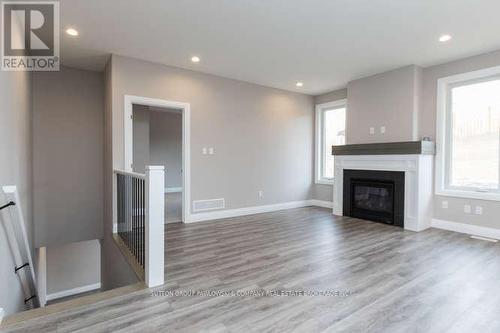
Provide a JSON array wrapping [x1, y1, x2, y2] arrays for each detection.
[[113, 168, 146, 179]]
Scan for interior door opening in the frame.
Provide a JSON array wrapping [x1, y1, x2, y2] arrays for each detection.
[[132, 104, 183, 223]]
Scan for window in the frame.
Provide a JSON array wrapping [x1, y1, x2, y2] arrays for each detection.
[[315, 100, 347, 184], [436, 66, 500, 201]]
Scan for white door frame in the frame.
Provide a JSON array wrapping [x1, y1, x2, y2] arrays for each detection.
[[124, 95, 191, 223]]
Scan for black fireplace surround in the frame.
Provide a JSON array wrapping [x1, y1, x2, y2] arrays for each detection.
[[343, 169, 405, 227]]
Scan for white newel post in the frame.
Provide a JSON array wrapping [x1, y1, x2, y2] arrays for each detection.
[[145, 166, 165, 287]]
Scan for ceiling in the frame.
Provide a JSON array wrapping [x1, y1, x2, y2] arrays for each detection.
[[59, 0, 500, 95]]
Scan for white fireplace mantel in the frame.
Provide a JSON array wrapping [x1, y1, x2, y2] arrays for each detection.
[[333, 154, 434, 232]]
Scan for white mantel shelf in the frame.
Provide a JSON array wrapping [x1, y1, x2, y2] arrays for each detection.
[[333, 154, 434, 232]]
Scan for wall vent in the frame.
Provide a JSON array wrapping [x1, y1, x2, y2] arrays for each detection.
[[192, 198, 225, 212]]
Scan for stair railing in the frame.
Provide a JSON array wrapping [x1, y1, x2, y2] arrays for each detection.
[[113, 166, 165, 287], [0, 186, 39, 309]]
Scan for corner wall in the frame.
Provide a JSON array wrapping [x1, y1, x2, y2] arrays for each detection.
[[101, 58, 139, 291]]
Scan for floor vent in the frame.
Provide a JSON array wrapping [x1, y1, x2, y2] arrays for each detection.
[[193, 198, 225, 212]]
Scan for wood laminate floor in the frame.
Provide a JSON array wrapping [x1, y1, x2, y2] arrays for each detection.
[[3, 207, 500, 333]]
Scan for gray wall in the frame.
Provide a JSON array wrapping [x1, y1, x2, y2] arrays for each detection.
[[316, 49, 500, 230], [313, 88, 348, 202], [0, 70, 32, 315], [103, 55, 313, 288], [132, 105, 150, 174], [346, 65, 421, 144], [110, 55, 314, 212], [422, 49, 500, 229], [33, 67, 104, 247], [132, 107, 183, 187], [101, 60, 140, 291], [46, 239, 101, 294], [149, 110, 183, 188]]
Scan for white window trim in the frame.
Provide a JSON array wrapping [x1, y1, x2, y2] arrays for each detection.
[[436, 65, 500, 201], [315, 99, 347, 185]]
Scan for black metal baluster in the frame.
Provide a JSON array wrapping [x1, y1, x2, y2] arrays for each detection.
[[118, 175, 122, 235], [132, 177, 137, 259], [134, 177, 138, 260], [141, 178, 145, 267], [127, 175, 131, 247]]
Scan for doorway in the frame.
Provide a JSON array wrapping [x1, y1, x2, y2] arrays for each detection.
[[124, 96, 191, 223]]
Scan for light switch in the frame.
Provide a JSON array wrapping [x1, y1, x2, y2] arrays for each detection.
[[464, 204, 472, 214], [208, 147, 214, 155], [380, 126, 386, 134], [475, 206, 483, 215], [369, 127, 375, 135], [441, 200, 448, 209], [202, 147, 207, 155]]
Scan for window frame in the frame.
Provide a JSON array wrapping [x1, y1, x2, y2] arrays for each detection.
[[315, 99, 347, 185], [436, 65, 500, 201]]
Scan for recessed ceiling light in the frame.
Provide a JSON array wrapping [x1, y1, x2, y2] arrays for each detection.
[[296, 81, 304, 87], [439, 34, 452, 42], [191, 56, 200, 63], [66, 28, 79, 37]]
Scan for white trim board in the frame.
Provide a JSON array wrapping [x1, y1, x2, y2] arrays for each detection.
[[46, 283, 102, 302], [310, 200, 334, 209], [165, 187, 183, 194], [435, 65, 500, 202], [0, 308, 4, 325], [188, 200, 333, 223], [431, 218, 500, 240], [314, 99, 347, 185]]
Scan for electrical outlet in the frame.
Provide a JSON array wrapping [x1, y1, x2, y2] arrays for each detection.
[[202, 147, 207, 155], [380, 126, 386, 134], [441, 200, 448, 209], [475, 206, 483, 215], [369, 127, 375, 135], [464, 204, 472, 214], [208, 147, 214, 155], [258, 190, 263, 198]]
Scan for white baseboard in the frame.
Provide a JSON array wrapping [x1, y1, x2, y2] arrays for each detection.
[[309, 200, 333, 209], [186, 200, 332, 223], [166, 219, 182, 224], [165, 187, 183, 194], [431, 218, 500, 240], [46, 282, 101, 302]]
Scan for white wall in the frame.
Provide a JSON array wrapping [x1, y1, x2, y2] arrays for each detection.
[[0, 70, 32, 315], [46, 239, 101, 297]]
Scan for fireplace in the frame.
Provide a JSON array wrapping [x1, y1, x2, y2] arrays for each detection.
[[343, 169, 405, 227]]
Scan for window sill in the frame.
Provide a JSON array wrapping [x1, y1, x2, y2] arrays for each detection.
[[315, 179, 334, 186], [436, 189, 500, 202]]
